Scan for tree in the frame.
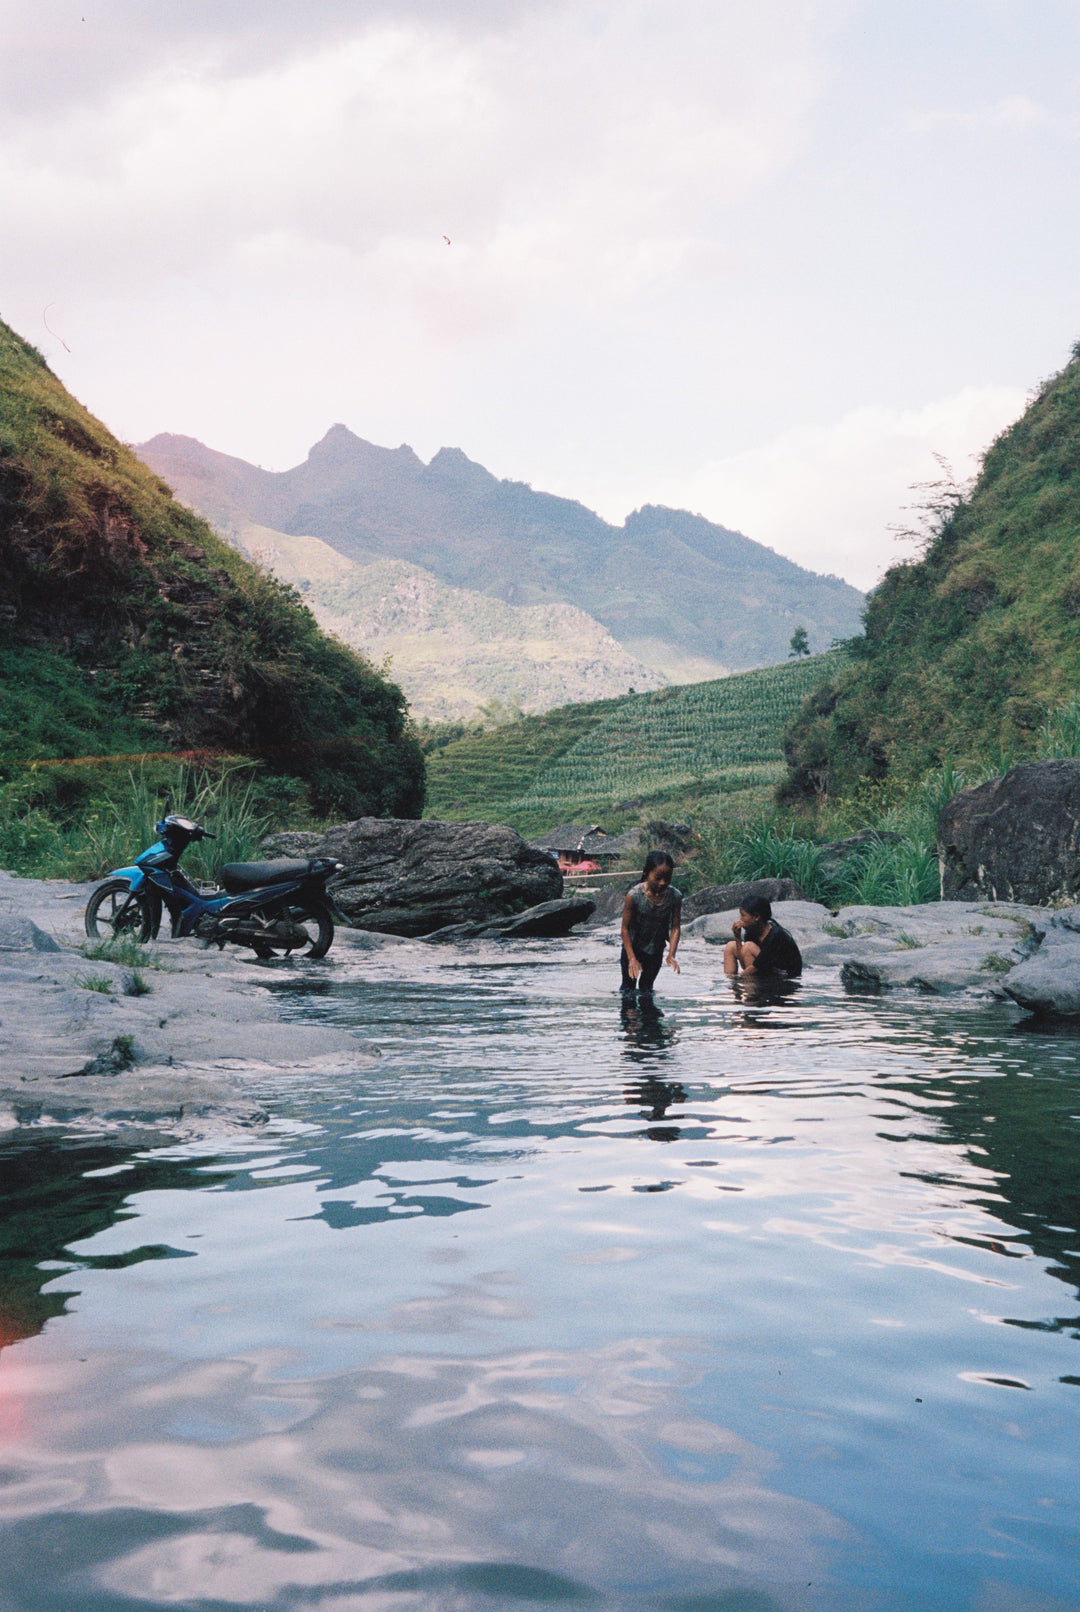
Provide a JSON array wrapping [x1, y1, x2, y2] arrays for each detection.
[[788, 626, 810, 658]]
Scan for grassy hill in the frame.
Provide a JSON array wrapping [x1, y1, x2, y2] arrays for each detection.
[[782, 341, 1080, 800], [0, 317, 423, 824], [425, 651, 845, 836]]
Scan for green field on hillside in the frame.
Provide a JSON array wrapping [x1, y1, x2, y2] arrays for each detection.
[[425, 651, 845, 834]]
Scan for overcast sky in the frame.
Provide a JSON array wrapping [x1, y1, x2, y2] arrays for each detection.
[[3, 0, 1078, 588]]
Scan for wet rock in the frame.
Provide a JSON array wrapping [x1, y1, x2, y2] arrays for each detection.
[[939, 759, 1080, 904], [1003, 907, 1080, 1016], [681, 878, 806, 923], [425, 896, 596, 942], [268, 817, 562, 936], [840, 940, 1026, 995]]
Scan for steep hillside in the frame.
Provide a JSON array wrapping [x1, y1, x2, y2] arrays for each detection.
[[0, 319, 423, 816], [232, 523, 665, 720], [783, 343, 1080, 800], [426, 651, 846, 835], [137, 428, 864, 680]]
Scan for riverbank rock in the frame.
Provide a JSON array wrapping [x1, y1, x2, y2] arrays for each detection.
[[827, 902, 1041, 992], [1003, 906, 1080, 1017], [939, 759, 1080, 903], [685, 900, 832, 947], [424, 896, 596, 942], [684, 897, 1045, 995], [681, 878, 806, 924], [265, 818, 563, 936]]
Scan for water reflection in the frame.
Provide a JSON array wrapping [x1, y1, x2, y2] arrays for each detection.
[[4, 947, 1080, 1610], [0, 1138, 213, 1356]]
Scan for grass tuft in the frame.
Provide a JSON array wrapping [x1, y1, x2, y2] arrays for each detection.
[[75, 971, 113, 993]]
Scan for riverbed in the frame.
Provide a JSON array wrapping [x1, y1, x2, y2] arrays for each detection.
[[2, 932, 1079, 1610]]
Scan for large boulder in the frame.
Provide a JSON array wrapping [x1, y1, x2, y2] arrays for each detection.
[[264, 819, 562, 936], [939, 759, 1080, 904]]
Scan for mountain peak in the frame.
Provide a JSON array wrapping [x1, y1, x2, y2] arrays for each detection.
[[426, 446, 498, 488], [307, 425, 423, 473]]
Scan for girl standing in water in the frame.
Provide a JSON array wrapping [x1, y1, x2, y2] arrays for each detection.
[[620, 850, 682, 995]]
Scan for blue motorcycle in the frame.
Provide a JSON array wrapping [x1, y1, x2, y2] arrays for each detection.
[[84, 814, 345, 959]]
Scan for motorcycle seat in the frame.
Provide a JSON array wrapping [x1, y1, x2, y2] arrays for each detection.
[[219, 858, 315, 894]]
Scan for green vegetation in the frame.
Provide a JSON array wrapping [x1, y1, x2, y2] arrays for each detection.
[[75, 971, 113, 994], [0, 317, 423, 828], [783, 342, 1080, 800], [0, 757, 285, 880], [425, 652, 846, 836]]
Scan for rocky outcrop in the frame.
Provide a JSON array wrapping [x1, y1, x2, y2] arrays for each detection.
[[939, 760, 1080, 904], [424, 896, 596, 942], [1004, 906, 1080, 1017], [681, 878, 806, 923], [265, 819, 563, 936]]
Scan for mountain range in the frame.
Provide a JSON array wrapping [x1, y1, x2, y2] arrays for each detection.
[[136, 428, 865, 718]]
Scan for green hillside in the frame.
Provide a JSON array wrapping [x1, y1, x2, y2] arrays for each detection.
[[426, 651, 845, 835], [0, 317, 423, 819], [782, 341, 1080, 800]]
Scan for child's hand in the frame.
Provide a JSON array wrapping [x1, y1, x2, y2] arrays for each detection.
[[629, 955, 642, 980], [666, 955, 681, 974]]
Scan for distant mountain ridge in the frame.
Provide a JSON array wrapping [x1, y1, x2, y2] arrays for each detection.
[[137, 428, 864, 682], [232, 522, 665, 721]]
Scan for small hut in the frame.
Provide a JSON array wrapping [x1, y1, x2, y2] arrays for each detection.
[[529, 824, 641, 873]]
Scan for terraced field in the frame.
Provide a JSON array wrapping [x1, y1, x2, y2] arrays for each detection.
[[425, 651, 844, 833]]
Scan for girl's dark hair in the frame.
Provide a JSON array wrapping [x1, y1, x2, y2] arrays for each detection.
[[641, 849, 675, 880]]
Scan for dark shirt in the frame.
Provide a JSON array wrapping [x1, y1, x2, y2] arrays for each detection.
[[754, 920, 802, 978], [626, 882, 682, 956]]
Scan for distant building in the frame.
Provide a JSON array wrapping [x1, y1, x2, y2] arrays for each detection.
[[529, 824, 642, 871]]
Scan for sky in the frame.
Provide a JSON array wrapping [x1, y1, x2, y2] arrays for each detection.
[[2, 0, 1078, 590]]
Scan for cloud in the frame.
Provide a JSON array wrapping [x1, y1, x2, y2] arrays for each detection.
[[653, 385, 1028, 590], [905, 94, 1067, 136], [0, 0, 839, 326]]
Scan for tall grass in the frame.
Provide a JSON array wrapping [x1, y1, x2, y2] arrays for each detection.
[[0, 760, 274, 881]]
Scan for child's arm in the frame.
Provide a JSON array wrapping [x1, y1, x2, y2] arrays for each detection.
[[666, 899, 682, 973], [621, 892, 641, 979]]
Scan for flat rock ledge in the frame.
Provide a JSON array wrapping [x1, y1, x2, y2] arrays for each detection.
[[683, 897, 1076, 1005], [424, 896, 596, 942], [0, 869, 379, 1139]]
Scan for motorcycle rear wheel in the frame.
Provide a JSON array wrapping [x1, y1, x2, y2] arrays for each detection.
[[85, 879, 153, 944], [251, 903, 334, 960], [287, 902, 334, 959]]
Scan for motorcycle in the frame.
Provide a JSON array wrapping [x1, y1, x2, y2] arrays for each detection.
[[84, 814, 346, 959]]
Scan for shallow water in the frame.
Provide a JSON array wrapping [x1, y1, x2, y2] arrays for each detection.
[[2, 936, 1080, 1611]]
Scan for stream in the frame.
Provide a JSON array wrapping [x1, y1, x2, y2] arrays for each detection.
[[2, 934, 1079, 1610]]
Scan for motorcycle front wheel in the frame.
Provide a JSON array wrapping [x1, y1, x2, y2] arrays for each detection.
[[85, 879, 154, 944]]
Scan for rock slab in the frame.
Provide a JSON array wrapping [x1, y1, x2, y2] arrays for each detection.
[[1004, 906, 1080, 1017], [424, 896, 596, 942], [266, 818, 563, 936], [939, 759, 1080, 904]]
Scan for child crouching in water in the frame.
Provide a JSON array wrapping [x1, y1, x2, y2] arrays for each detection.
[[620, 851, 682, 995]]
